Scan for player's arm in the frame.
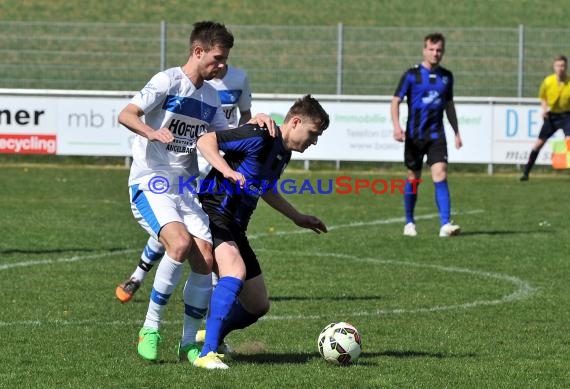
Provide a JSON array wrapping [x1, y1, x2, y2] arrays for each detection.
[[445, 101, 462, 149], [391, 96, 405, 142], [262, 190, 327, 234], [118, 103, 174, 144], [540, 98, 549, 119], [538, 78, 550, 118], [197, 132, 245, 186], [238, 110, 252, 126], [238, 72, 253, 126]]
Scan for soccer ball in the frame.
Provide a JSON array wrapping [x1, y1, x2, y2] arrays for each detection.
[[317, 322, 362, 365]]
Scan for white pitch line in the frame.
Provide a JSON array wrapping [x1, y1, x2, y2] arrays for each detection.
[[254, 251, 537, 319], [248, 209, 484, 239], [0, 249, 138, 271], [0, 210, 483, 271], [0, 208, 520, 328]]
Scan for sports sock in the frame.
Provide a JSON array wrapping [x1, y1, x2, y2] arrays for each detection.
[[199, 276, 243, 356], [219, 300, 260, 343], [143, 253, 183, 329], [434, 180, 451, 226], [180, 272, 213, 346], [523, 149, 540, 176], [132, 237, 165, 282], [404, 179, 420, 224]]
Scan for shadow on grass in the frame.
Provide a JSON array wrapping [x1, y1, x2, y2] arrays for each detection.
[[458, 229, 554, 237], [208, 349, 476, 365], [270, 295, 383, 302], [232, 352, 320, 364], [380, 350, 476, 359], [0, 247, 128, 255]]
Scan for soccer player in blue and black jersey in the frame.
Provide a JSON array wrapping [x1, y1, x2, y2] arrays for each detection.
[[391, 32, 463, 237], [192, 95, 329, 369]]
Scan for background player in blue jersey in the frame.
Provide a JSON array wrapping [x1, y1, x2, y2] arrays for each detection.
[[116, 64, 253, 303], [117, 21, 274, 364], [391, 32, 463, 238], [191, 95, 329, 369]]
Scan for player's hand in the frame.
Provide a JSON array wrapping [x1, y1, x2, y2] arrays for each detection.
[[294, 214, 328, 234], [393, 127, 405, 142], [223, 170, 246, 189], [249, 113, 277, 137], [455, 133, 463, 149], [148, 127, 174, 144]]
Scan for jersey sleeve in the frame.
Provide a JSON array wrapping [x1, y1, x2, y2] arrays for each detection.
[[394, 70, 411, 99], [130, 72, 170, 114], [538, 77, 548, 100], [445, 71, 454, 101], [238, 74, 252, 112], [215, 124, 269, 154]]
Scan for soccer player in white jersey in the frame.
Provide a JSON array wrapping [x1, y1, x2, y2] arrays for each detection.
[[198, 64, 252, 178], [116, 64, 253, 301], [208, 64, 252, 129], [117, 21, 273, 365]]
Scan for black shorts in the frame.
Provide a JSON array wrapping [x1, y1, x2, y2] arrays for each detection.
[[208, 213, 262, 280], [538, 112, 570, 140], [404, 137, 448, 171]]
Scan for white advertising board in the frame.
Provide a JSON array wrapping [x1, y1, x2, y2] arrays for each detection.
[[1, 91, 552, 166]]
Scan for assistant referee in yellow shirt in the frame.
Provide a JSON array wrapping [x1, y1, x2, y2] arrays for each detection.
[[521, 55, 570, 181]]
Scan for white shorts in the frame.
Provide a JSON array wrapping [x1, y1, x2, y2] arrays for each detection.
[[129, 184, 212, 243]]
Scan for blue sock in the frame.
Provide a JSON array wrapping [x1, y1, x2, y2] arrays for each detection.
[[434, 180, 451, 225], [219, 300, 260, 342], [404, 180, 419, 224], [200, 276, 243, 357]]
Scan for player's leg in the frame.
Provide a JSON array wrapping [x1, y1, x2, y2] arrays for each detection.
[[403, 138, 422, 236], [222, 274, 269, 340], [178, 237, 215, 363], [428, 139, 460, 237], [130, 188, 192, 361], [218, 238, 268, 344], [115, 236, 165, 303], [195, 239, 245, 366], [177, 194, 215, 364], [521, 117, 554, 180], [138, 221, 190, 361]]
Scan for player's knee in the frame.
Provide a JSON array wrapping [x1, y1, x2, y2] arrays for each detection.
[[255, 299, 270, 317], [188, 248, 214, 274], [167, 233, 193, 260], [242, 297, 270, 318]]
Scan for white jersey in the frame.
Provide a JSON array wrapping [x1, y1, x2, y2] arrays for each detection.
[[128, 67, 228, 190], [197, 65, 252, 180], [206, 65, 252, 128]]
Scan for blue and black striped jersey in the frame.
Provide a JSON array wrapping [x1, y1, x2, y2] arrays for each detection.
[[199, 124, 291, 229], [394, 64, 454, 141]]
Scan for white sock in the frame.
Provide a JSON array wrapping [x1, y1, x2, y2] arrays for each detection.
[[132, 237, 165, 282], [143, 253, 183, 329], [181, 272, 212, 345]]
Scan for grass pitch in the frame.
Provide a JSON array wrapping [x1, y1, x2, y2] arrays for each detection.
[[0, 165, 569, 387]]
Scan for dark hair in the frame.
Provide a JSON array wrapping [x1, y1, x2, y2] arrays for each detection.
[[424, 32, 445, 48], [554, 55, 568, 64], [285, 94, 330, 131], [190, 21, 234, 52]]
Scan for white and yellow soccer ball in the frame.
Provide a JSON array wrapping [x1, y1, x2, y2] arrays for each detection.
[[317, 322, 362, 365]]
